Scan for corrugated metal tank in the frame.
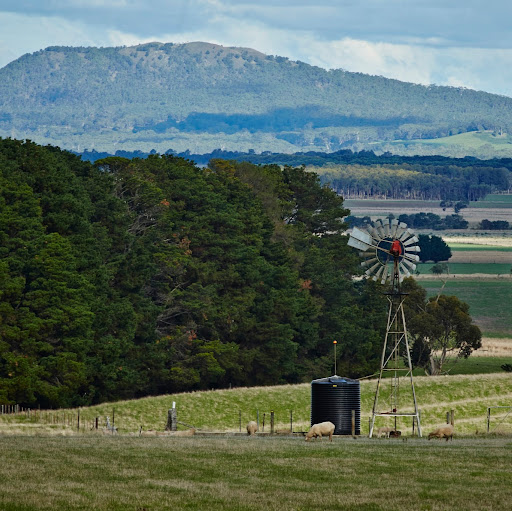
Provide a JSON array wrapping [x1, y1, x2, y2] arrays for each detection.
[[310, 375, 361, 435]]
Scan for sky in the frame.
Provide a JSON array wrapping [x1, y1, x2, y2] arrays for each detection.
[[1, 0, 512, 97]]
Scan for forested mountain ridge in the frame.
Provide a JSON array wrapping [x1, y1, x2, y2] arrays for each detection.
[[2, 42, 512, 156], [0, 138, 388, 408]]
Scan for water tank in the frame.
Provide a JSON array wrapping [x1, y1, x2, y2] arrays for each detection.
[[310, 375, 360, 435]]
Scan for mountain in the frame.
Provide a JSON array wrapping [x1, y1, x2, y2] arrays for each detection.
[[2, 41, 512, 156]]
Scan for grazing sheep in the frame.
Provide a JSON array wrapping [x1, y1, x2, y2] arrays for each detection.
[[377, 426, 393, 438], [246, 421, 258, 436], [305, 421, 335, 442], [428, 424, 454, 441]]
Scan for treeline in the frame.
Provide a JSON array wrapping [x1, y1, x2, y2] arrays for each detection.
[[0, 139, 388, 409], [317, 164, 510, 201], [479, 219, 511, 230], [78, 147, 512, 173], [397, 213, 469, 230], [78, 149, 512, 202]]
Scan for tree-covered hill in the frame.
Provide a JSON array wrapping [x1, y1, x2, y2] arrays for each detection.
[[2, 42, 512, 155], [0, 138, 389, 408]]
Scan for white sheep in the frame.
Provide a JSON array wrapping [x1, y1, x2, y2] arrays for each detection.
[[428, 424, 454, 441], [376, 426, 393, 438], [246, 421, 258, 436], [305, 421, 335, 442]]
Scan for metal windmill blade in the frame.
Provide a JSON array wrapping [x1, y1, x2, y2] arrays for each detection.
[[348, 218, 421, 284]]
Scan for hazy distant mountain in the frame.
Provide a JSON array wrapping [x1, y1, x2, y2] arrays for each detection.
[[2, 41, 512, 156]]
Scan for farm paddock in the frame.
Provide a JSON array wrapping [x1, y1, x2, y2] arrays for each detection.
[[0, 435, 511, 511]]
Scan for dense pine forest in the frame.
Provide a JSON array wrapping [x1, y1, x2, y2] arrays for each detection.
[[0, 138, 393, 408]]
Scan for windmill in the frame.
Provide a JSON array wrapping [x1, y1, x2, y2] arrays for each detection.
[[348, 219, 422, 437]]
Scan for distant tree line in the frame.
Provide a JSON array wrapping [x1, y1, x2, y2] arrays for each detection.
[[78, 149, 512, 202], [397, 212, 469, 230], [479, 219, 511, 230]]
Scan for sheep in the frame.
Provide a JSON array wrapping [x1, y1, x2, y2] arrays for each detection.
[[428, 424, 454, 441], [376, 426, 393, 438], [305, 421, 335, 442], [246, 421, 258, 436]]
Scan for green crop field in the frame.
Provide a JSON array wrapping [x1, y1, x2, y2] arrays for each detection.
[[1, 435, 511, 511], [416, 263, 511, 274], [471, 194, 512, 207], [448, 244, 512, 252], [418, 279, 512, 336]]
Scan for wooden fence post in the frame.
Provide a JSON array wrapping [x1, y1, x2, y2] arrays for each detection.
[[270, 411, 274, 435], [165, 402, 177, 431]]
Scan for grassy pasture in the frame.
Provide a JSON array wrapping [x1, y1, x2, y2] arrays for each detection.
[[1, 435, 512, 511], [418, 279, 512, 336], [3, 373, 512, 437]]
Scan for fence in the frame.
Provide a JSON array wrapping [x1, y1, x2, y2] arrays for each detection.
[[487, 406, 512, 434], [1, 405, 117, 433]]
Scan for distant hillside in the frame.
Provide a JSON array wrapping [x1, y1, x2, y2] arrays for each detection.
[[2, 41, 512, 156]]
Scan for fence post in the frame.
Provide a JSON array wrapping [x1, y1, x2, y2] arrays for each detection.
[[487, 407, 491, 433], [351, 410, 355, 438], [77, 409, 80, 432], [166, 403, 177, 431], [450, 409, 454, 426], [257, 410, 259, 431], [446, 411, 450, 424], [270, 411, 274, 435], [262, 413, 266, 432], [290, 410, 293, 433]]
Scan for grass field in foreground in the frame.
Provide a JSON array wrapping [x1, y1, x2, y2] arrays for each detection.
[[418, 279, 512, 336], [0, 435, 511, 511]]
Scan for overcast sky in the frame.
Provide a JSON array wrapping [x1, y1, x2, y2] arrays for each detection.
[[1, 0, 512, 97]]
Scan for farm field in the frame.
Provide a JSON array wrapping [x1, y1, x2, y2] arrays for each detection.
[[418, 279, 512, 337], [345, 194, 512, 226], [416, 262, 511, 274], [1, 435, 511, 511], [3, 373, 511, 437]]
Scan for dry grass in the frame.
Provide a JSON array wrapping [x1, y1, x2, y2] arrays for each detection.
[[444, 236, 512, 247], [473, 338, 512, 357]]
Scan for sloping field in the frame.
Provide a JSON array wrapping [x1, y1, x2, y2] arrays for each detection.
[[3, 373, 511, 436]]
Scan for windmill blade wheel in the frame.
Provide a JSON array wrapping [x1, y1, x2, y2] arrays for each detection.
[[347, 218, 421, 284]]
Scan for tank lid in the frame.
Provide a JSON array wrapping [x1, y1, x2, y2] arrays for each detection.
[[311, 375, 359, 384]]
